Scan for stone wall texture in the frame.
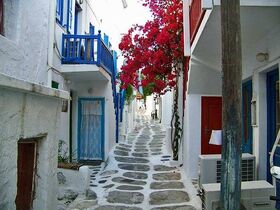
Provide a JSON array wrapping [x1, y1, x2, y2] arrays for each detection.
[[0, 88, 62, 210]]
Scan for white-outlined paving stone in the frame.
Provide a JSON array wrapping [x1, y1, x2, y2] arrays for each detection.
[[74, 116, 200, 210], [153, 172, 181, 181], [154, 165, 177, 171], [123, 172, 148, 180], [151, 205, 196, 210], [112, 177, 147, 185], [149, 190, 190, 205], [116, 185, 144, 190], [115, 156, 149, 164], [118, 164, 150, 171], [114, 150, 129, 156], [107, 191, 144, 204], [95, 206, 142, 210], [150, 182, 184, 189]]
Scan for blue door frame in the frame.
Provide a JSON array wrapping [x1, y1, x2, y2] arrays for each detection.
[[267, 68, 280, 209], [242, 80, 253, 154], [77, 97, 105, 161], [267, 69, 279, 183]]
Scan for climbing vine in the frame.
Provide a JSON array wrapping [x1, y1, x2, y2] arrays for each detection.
[[125, 84, 134, 104]]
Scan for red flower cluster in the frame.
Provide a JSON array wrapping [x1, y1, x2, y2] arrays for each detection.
[[119, 0, 184, 94]]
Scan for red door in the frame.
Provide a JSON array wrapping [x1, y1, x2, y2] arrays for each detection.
[[16, 142, 36, 210], [201, 97, 222, 154]]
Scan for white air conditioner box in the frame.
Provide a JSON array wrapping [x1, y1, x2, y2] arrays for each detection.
[[199, 153, 256, 188], [201, 180, 275, 210]]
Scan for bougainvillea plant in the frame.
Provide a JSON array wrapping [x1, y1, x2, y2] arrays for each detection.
[[119, 0, 185, 160]]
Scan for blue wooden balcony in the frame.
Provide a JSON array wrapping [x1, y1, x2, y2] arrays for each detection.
[[61, 32, 114, 75]]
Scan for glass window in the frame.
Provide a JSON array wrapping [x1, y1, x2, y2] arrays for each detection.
[[52, 81, 59, 89]]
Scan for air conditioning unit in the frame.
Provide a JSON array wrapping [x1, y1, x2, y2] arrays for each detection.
[[199, 153, 255, 188], [201, 181, 275, 210]]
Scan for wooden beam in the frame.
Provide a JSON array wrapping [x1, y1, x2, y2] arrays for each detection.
[[220, 0, 242, 209]]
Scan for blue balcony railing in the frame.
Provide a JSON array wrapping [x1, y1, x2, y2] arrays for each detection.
[[61, 32, 114, 75]]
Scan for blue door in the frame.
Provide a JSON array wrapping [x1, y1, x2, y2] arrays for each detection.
[[242, 80, 253, 153], [267, 69, 280, 209], [78, 98, 104, 161], [267, 69, 279, 183]]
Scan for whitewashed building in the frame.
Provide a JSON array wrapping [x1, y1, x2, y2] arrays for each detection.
[[0, 0, 69, 209], [51, 0, 120, 162], [182, 0, 280, 205], [0, 0, 121, 209]]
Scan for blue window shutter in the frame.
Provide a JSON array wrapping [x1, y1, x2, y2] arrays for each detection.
[[67, 0, 73, 33], [56, 0, 63, 24], [103, 33, 109, 47], [89, 23, 95, 34]]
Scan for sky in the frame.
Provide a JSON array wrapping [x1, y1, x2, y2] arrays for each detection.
[[94, 0, 152, 69]]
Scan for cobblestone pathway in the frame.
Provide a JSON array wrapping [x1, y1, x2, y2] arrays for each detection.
[[69, 116, 201, 210]]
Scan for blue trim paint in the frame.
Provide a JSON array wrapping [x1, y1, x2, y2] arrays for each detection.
[[74, 7, 78, 34], [112, 51, 119, 143], [77, 97, 105, 161], [103, 33, 109, 47], [61, 33, 114, 74], [97, 32, 102, 66], [242, 80, 253, 153], [89, 23, 95, 34], [267, 69, 279, 183], [66, 0, 73, 33], [56, 0, 63, 25]]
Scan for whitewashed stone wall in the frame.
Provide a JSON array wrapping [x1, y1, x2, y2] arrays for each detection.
[[0, 75, 68, 210], [70, 79, 116, 161], [0, 0, 50, 85]]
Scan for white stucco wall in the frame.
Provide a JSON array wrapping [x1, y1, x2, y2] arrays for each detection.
[[0, 0, 50, 85], [185, 10, 280, 180], [183, 94, 201, 178], [183, 62, 222, 178], [0, 85, 65, 210], [70, 79, 116, 161], [145, 95, 154, 117], [52, 0, 120, 161], [188, 61, 222, 95], [251, 60, 280, 180], [161, 90, 173, 126], [233, 23, 280, 180]]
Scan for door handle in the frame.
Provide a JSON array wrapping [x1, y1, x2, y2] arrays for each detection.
[[205, 128, 211, 134]]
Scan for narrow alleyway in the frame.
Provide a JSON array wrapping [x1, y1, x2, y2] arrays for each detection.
[[69, 115, 201, 210]]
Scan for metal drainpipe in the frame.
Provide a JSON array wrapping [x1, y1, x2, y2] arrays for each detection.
[[47, 0, 56, 87]]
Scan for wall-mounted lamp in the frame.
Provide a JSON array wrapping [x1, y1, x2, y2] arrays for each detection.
[[79, 0, 84, 4], [61, 100, 68, 112], [88, 88, 93, 94], [256, 52, 269, 62]]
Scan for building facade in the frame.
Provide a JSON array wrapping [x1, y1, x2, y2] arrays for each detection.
[[182, 0, 280, 205], [52, 0, 119, 162], [0, 0, 69, 209], [0, 0, 119, 209]]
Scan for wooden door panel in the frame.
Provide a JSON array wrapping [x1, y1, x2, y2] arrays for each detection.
[[16, 142, 36, 210], [201, 97, 222, 154], [78, 98, 105, 161]]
